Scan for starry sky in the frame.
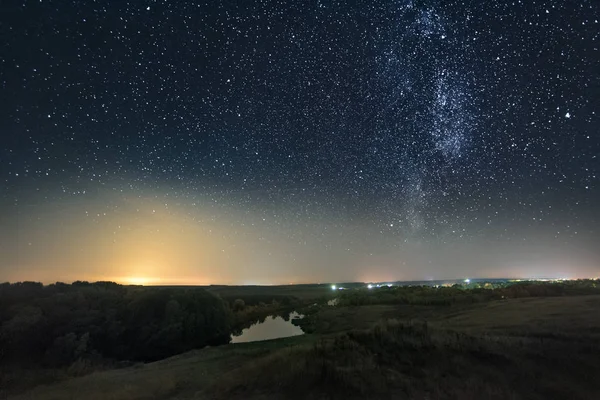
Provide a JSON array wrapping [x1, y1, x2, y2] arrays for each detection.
[[1, 0, 599, 285]]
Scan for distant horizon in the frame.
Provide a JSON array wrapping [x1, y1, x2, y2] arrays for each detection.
[[3, 275, 597, 287]]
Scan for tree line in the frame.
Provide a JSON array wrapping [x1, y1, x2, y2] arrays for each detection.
[[334, 280, 600, 307], [0, 281, 233, 367]]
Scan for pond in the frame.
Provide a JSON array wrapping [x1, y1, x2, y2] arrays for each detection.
[[230, 311, 305, 343]]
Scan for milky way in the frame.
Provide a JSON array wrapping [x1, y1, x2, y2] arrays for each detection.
[[1, 1, 598, 283]]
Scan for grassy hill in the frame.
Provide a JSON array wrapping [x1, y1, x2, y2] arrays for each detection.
[[7, 293, 600, 399]]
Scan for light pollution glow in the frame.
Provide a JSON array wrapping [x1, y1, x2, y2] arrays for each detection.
[[2, 189, 598, 285]]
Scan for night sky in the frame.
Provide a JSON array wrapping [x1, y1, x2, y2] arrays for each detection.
[[1, 0, 599, 285]]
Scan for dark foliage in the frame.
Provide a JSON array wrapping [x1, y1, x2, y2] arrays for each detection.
[[335, 279, 600, 307], [0, 282, 233, 367], [223, 293, 298, 307]]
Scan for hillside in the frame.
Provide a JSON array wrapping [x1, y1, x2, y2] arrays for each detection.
[[7, 293, 600, 400]]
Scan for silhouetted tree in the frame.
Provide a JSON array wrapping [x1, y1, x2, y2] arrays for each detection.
[[233, 299, 246, 312]]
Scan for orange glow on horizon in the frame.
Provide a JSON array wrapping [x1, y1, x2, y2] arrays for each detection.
[[122, 276, 152, 285], [4, 190, 599, 286], [109, 275, 220, 286]]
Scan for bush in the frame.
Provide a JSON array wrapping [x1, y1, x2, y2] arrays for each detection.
[[232, 299, 246, 312]]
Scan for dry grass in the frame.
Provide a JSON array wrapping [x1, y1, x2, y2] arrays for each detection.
[[433, 295, 600, 339], [208, 319, 600, 400], [5, 335, 313, 400]]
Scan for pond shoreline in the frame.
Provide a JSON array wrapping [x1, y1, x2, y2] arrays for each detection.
[[230, 311, 305, 343]]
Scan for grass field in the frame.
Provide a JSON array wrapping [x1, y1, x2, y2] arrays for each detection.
[[7, 293, 600, 400], [436, 295, 600, 337]]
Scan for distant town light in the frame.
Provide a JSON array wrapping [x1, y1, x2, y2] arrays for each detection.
[[367, 284, 373, 289], [331, 284, 337, 290], [464, 278, 471, 284]]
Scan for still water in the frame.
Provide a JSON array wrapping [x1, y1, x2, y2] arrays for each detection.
[[230, 311, 305, 343]]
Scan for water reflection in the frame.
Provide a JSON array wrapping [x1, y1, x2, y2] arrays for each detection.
[[231, 311, 305, 343]]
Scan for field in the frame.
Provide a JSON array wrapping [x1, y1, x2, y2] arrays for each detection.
[[6, 285, 600, 400]]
